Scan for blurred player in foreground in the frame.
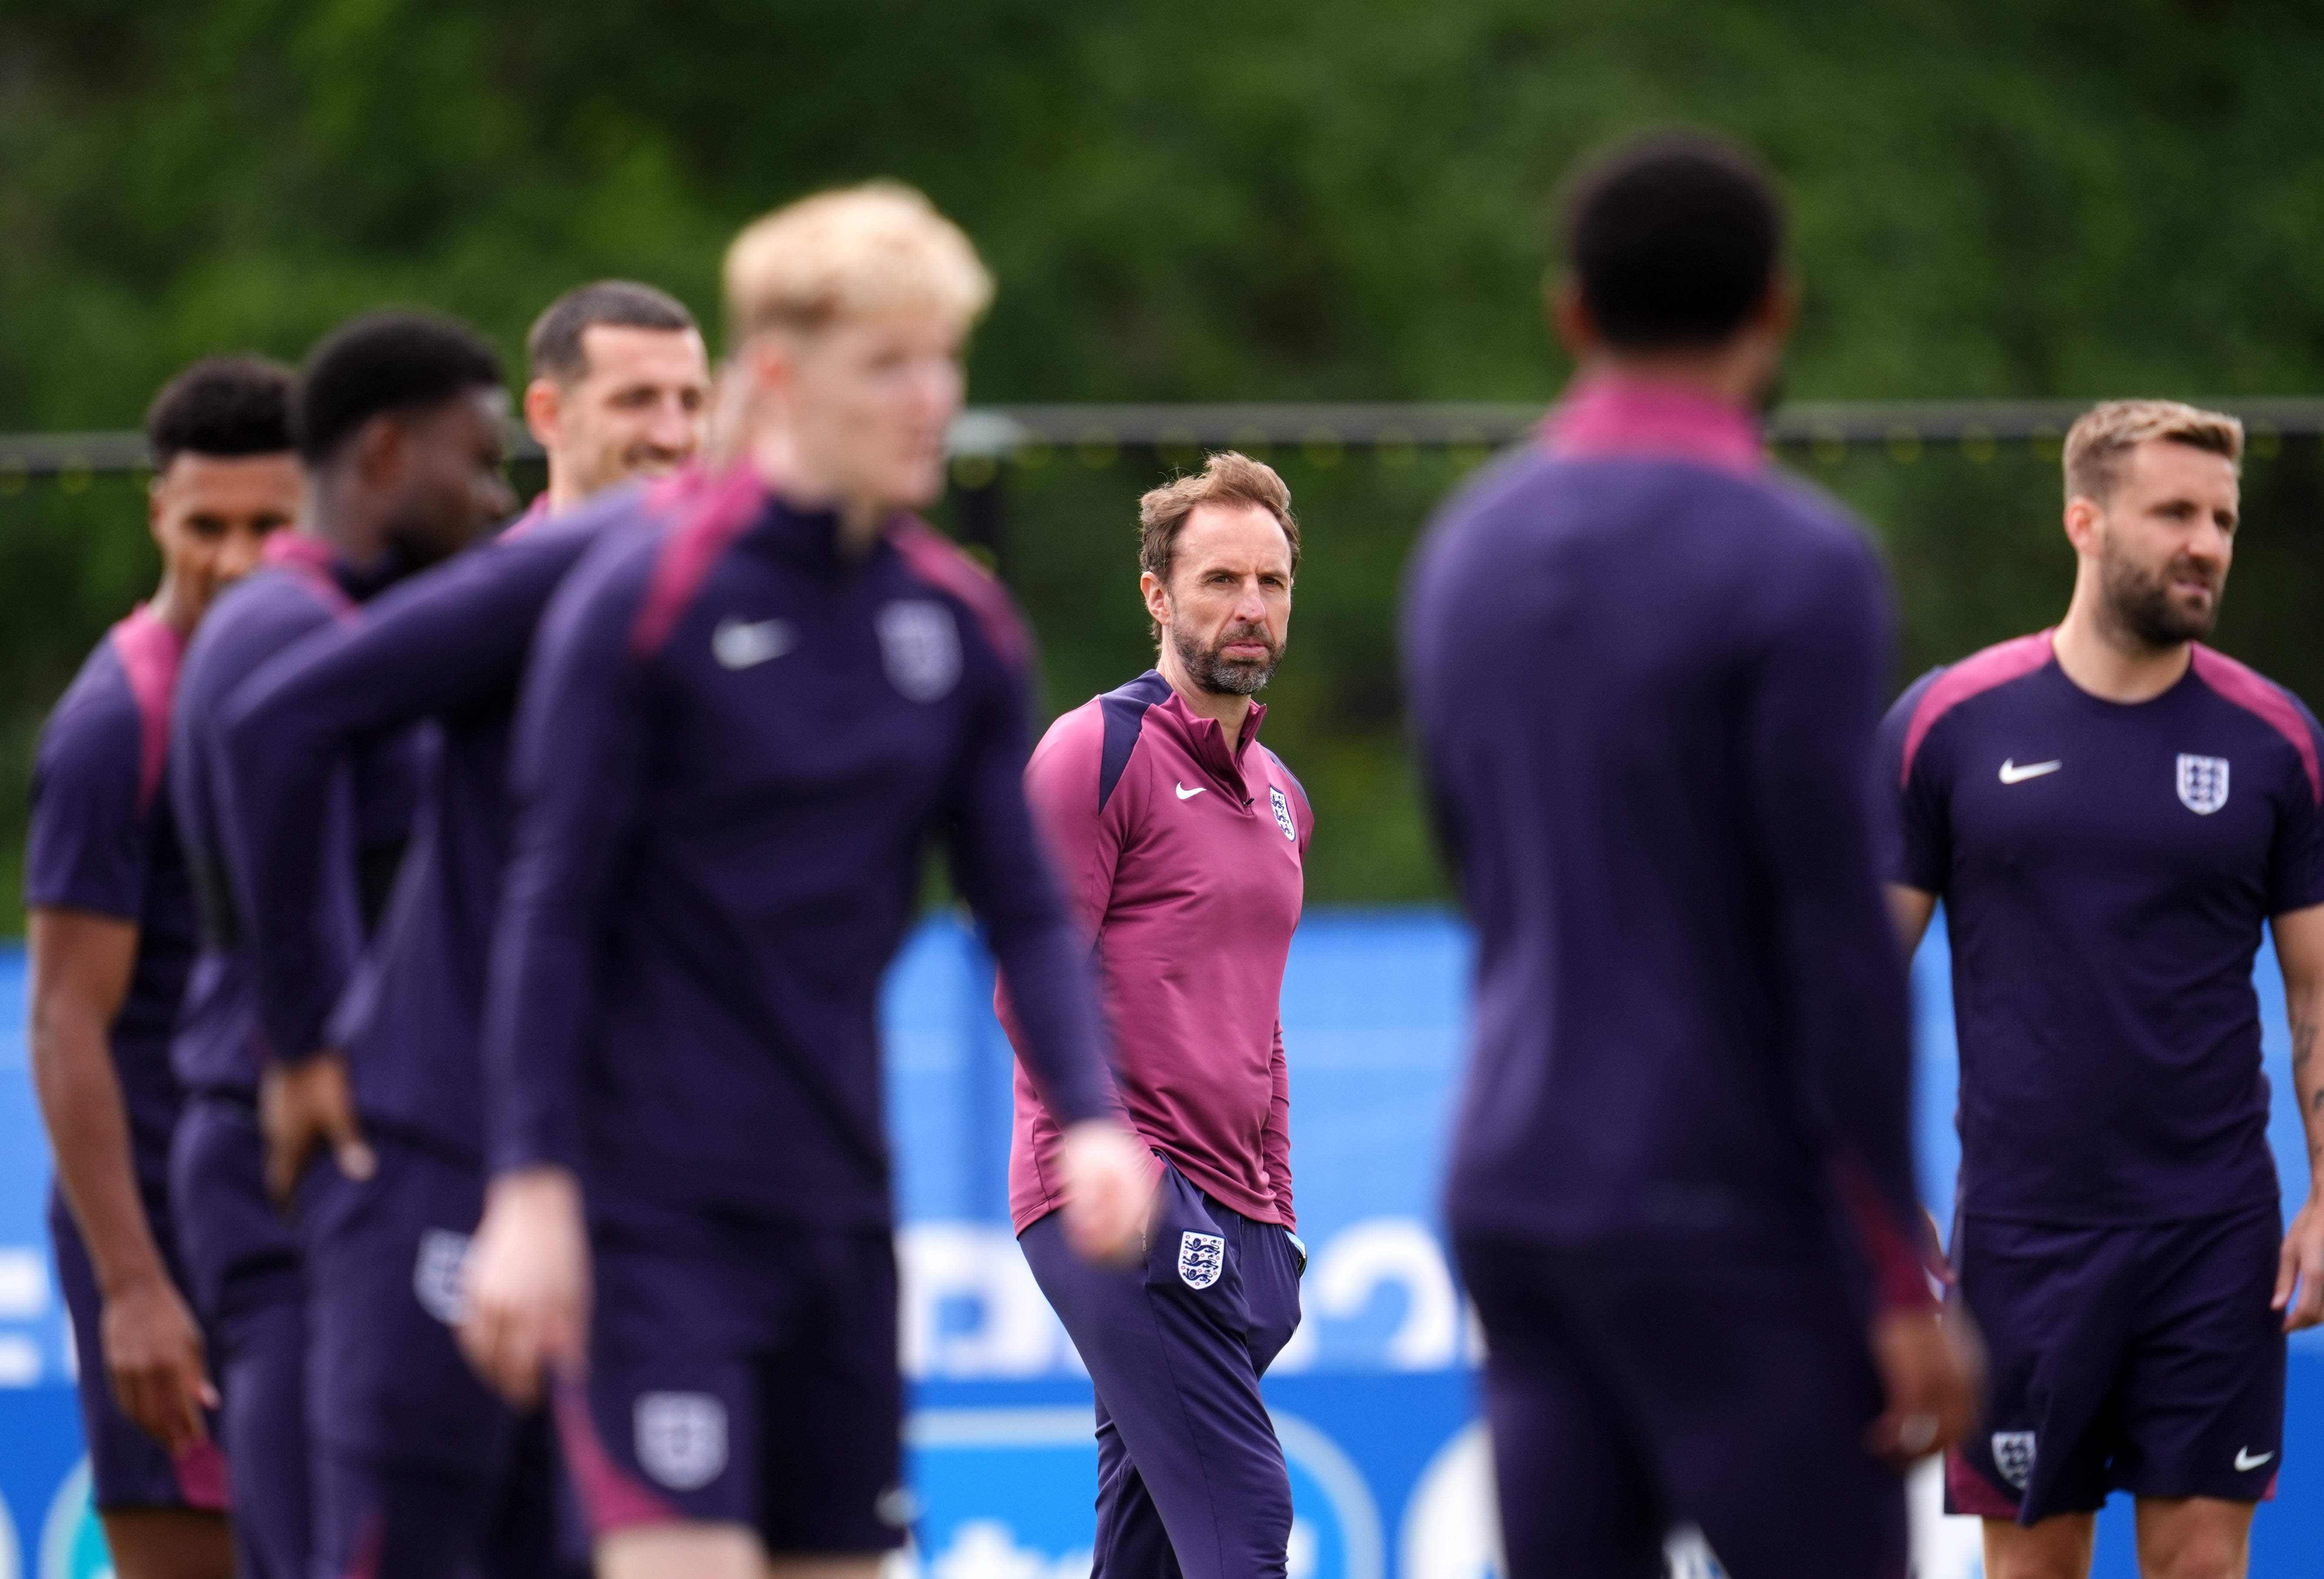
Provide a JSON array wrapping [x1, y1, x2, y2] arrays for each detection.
[[27, 359, 298, 1579], [1403, 132, 1980, 1578], [458, 184, 1153, 1579], [170, 312, 511, 1579], [1883, 401, 2324, 1579], [216, 281, 708, 1579], [1003, 453, 1311, 1578]]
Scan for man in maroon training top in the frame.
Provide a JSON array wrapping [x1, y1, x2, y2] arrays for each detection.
[[1001, 451, 1312, 1579]]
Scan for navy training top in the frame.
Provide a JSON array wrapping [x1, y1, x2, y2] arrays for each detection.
[[171, 534, 420, 1098], [1881, 632, 2324, 1225], [481, 467, 1113, 1226], [221, 492, 640, 1159], [1404, 375, 1931, 1310], [25, 606, 197, 1192]]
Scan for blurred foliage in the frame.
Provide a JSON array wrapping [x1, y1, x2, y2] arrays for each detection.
[[5, 0, 2324, 919]]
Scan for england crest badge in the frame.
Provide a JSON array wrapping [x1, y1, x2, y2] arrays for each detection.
[[1991, 1431, 2036, 1490], [1178, 1231, 1226, 1290], [2177, 754, 2230, 815], [411, 1229, 472, 1325], [875, 600, 962, 702], [636, 1392, 729, 1491], [1270, 785, 1296, 842]]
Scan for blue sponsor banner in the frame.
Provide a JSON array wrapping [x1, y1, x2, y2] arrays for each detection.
[[0, 914, 2319, 1576]]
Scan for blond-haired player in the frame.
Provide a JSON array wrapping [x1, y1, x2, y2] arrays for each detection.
[[458, 183, 1154, 1579], [1882, 400, 2324, 1579]]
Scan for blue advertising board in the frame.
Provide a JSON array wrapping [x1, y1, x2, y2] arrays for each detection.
[[0, 913, 2317, 1576]]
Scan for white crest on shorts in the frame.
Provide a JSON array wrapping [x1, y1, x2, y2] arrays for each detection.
[[2177, 753, 2230, 815], [876, 600, 961, 702], [636, 1392, 728, 1490], [1178, 1231, 1226, 1290], [1270, 785, 1297, 842], [1992, 1430, 2037, 1490], [412, 1229, 471, 1325]]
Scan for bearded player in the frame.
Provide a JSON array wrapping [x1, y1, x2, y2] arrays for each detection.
[[1003, 452, 1310, 1578], [458, 184, 1152, 1579], [1883, 400, 2324, 1579], [28, 359, 298, 1579]]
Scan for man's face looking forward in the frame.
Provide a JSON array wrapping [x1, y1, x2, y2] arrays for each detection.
[[527, 324, 711, 506], [2072, 438, 2239, 650], [150, 451, 301, 626], [755, 309, 966, 520], [1142, 503, 1295, 697]]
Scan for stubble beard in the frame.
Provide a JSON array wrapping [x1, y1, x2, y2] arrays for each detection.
[[2100, 539, 2220, 650]]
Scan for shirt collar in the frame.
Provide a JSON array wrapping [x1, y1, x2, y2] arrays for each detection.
[[1539, 372, 1765, 476], [1154, 681, 1267, 775]]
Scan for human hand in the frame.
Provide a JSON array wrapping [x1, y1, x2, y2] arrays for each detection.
[[2274, 1194, 2324, 1332], [455, 1167, 591, 1410], [100, 1273, 218, 1455], [1057, 1121, 1157, 1266], [259, 1050, 374, 1207], [1866, 1304, 1984, 1468]]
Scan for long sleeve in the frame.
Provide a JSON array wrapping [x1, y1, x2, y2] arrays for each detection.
[[221, 540, 571, 1066], [946, 650, 1111, 1130], [1262, 1018, 1294, 1228], [479, 532, 658, 1177], [1746, 536, 1931, 1311]]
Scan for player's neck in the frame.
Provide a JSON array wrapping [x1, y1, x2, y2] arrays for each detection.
[[147, 573, 201, 638], [2051, 597, 2193, 705], [1578, 342, 1775, 413], [542, 463, 586, 516], [747, 423, 885, 557], [303, 473, 393, 573], [1155, 646, 1255, 747]]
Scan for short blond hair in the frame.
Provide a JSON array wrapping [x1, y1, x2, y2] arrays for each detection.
[[723, 181, 994, 339], [2064, 399, 2243, 504]]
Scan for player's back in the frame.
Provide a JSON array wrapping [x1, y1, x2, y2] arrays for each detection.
[[1406, 405, 1909, 1255]]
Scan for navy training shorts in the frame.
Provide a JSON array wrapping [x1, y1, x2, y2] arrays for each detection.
[[558, 1194, 906, 1556], [1946, 1206, 2285, 1522], [1457, 1230, 1905, 1579], [167, 1094, 311, 1579], [47, 1187, 228, 1514], [300, 1128, 574, 1577]]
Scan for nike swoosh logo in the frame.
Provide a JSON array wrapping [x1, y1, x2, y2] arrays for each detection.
[[1175, 782, 1208, 800], [1998, 758, 2063, 784], [713, 617, 793, 670], [2236, 1448, 2274, 1472]]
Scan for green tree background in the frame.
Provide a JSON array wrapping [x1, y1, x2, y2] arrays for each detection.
[[3, 0, 2323, 920]]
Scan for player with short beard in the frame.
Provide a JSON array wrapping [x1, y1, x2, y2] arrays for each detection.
[[1883, 399, 2324, 1579], [999, 452, 1311, 1579], [28, 358, 298, 1579]]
